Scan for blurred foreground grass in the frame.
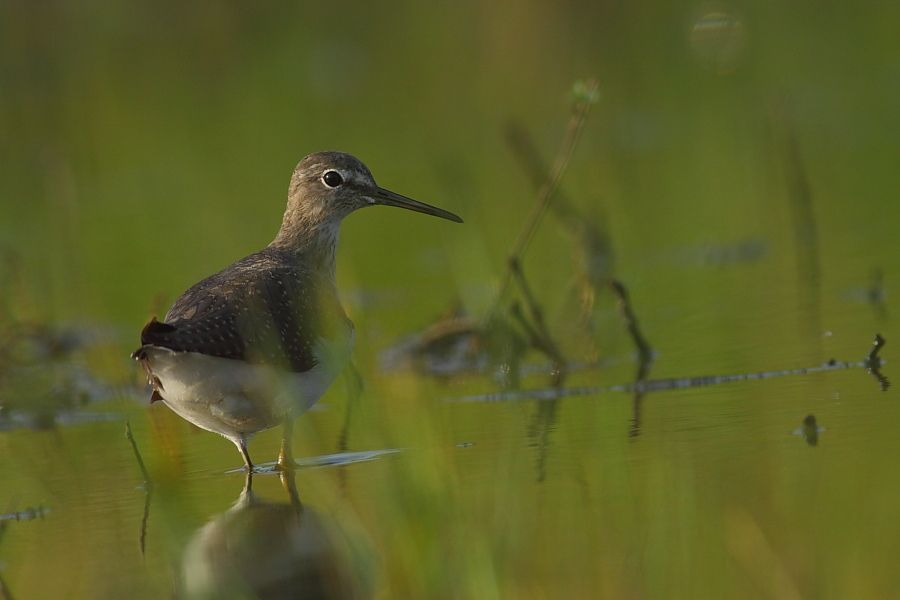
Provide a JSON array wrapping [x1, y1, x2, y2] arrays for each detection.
[[1, 1, 900, 598]]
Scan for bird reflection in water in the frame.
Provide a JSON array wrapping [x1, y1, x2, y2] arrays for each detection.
[[181, 471, 366, 599]]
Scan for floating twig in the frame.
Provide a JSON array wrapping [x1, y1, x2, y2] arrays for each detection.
[[451, 334, 889, 403], [0, 506, 46, 523]]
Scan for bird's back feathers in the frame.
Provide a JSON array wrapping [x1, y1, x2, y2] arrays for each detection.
[[137, 248, 348, 373]]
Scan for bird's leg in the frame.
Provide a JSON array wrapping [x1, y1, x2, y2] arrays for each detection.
[[276, 418, 295, 471], [344, 361, 364, 401], [337, 363, 363, 453], [233, 436, 254, 472], [279, 469, 303, 510], [237, 470, 255, 505]]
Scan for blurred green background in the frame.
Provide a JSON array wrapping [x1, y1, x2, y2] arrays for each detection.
[[1, 1, 899, 598]]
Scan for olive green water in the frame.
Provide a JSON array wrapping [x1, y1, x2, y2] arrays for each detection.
[[1, 2, 899, 598]]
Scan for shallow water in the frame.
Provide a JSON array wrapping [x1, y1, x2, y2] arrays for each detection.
[[1, 242, 894, 598], [2, 2, 900, 598]]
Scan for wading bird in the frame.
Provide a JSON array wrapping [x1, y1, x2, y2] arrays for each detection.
[[132, 152, 462, 470]]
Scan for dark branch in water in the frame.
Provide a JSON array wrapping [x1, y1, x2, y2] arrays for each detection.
[[125, 421, 152, 556], [867, 333, 886, 364], [509, 302, 564, 386], [125, 421, 151, 483], [527, 399, 560, 483], [627, 344, 653, 438], [865, 334, 889, 391], [607, 279, 655, 438], [508, 79, 598, 264], [489, 78, 599, 317], [504, 122, 583, 233], [609, 279, 653, 367], [771, 98, 823, 341], [485, 82, 599, 384], [508, 258, 566, 385], [868, 269, 888, 320]]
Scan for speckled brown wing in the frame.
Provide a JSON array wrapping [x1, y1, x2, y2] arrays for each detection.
[[139, 258, 346, 373]]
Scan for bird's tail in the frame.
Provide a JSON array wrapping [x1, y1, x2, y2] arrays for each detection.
[[131, 320, 168, 404]]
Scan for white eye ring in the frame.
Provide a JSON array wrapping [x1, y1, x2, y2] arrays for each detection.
[[322, 170, 344, 188]]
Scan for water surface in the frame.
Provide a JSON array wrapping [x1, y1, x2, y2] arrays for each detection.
[[1, 2, 899, 598]]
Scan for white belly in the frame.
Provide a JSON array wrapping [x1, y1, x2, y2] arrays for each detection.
[[144, 332, 353, 439]]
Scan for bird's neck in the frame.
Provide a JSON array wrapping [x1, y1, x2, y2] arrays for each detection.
[[269, 217, 340, 277]]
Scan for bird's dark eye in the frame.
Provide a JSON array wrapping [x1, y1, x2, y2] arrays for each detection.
[[322, 170, 344, 188]]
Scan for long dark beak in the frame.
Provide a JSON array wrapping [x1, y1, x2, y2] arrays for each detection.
[[371, 187, 463, 223]]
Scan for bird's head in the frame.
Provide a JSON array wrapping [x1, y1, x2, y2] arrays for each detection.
[[274, 152, 462, 250]]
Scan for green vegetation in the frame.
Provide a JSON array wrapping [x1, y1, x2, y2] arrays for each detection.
[[1, 2, 898, 598]]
